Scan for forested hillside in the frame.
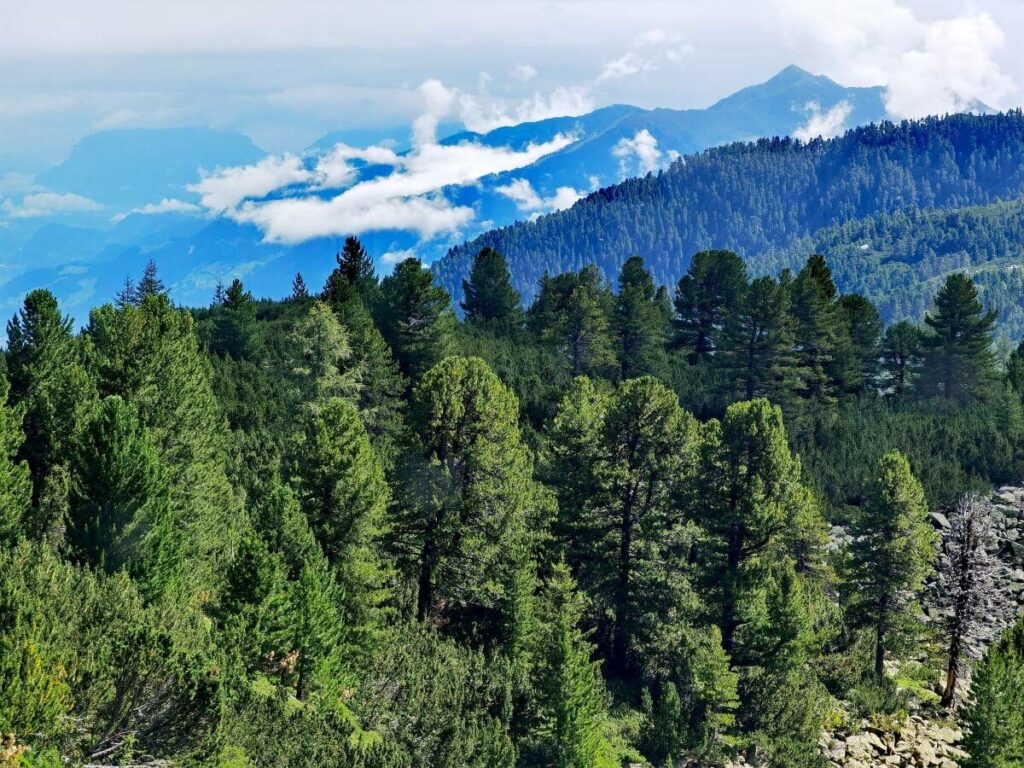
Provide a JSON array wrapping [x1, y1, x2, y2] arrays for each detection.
[[3, 243, 1024, 768], [435, 112, 1024, 324]]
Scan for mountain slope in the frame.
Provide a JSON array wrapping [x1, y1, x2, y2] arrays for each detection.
[[37, 127, 266, 208], [434, 112, 1024, 311]]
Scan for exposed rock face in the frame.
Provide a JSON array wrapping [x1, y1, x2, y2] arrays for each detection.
[[818, 485, 1024, 768], [820, 717, 966, 768]]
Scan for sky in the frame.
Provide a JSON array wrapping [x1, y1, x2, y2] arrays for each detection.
[[3, 0, 1024, 174]]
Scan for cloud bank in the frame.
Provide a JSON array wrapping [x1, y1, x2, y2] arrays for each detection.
[[191, 81, 577, 244], [774, 0, 1016, 118], [1, 191, 103, 218]]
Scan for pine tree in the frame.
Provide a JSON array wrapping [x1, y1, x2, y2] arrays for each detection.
[[921, 273, 998, 403], [324, 236, 377, 307], [6, 289, 97, 498], [936, 495, 1014, 707], [68, 395, 169, 575], [846, 451, 936, 676], [548, 376, 698, 673], [963, 614, 1024, 767], [115, 275, 137, 309], [674, 250, 748, 363], [834, 293, 882, 395], [378, 257, 456, 381], [211, 279, 257, 360], [461, 247, 523, 332], [0, 379, 32, 546], [287, 301, 359, 404], [531, 562, 617, 768], [694, 399, 823, 655], [399, 357, 539, 636], [536, 266, 616, 377], [881, 320, 923, 396], [717, 276, 799, 405], [615, 256, 669, 379], [790, 255, 845, 408]]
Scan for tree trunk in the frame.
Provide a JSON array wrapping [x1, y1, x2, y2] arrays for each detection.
[[722, 523, 742, 653], [612, 495, 635, 673]]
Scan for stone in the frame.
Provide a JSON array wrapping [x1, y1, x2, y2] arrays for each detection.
[[928, 512, 951, 530]]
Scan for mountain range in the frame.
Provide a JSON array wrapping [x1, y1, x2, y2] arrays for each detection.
[[0, 66, 886, 322]]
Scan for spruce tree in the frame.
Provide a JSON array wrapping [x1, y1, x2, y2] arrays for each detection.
[[846, 451, 936, 676], [291, 272, 310, 300], [531, 562, 617, 768], [674, 250, 748, 363], [135, 260, 167, 301], [536, 266, 616, 377], [834, 293, 882, 395], [963, 614, 1024, 767], [324, 236, 377, 307], [461, 247, 523, 332], [921, 273, 998, 402], [378, 257, 456, 381], [68, 395, 169, 575]]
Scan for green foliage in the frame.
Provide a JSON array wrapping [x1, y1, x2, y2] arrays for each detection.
[[527, 562, 618, 768], [461, 247, 524, 333], [845, 451, 937, 675], [920, 273, 999, 402], [0, 379, 32, 546], [963, 615, 1024, 767], [379, 258, 456, 381], [674, 250, 748, 363]]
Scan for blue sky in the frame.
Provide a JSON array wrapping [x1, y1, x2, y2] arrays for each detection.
[[2, 0, 1023, 174]]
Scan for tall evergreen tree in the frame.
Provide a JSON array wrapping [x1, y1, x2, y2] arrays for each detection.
[[288, 397, 390, 651], [378, 258, 456, 381], [135, 260, 167, 302], [963, 614, 1024, 767], [530, 562, 618, 768], [461, 247, 523, 332], [615, 256, 669, 379], [846, 451, 936, 676], [790, 255, 845, 408], [0, 379, 32, 546], [881, 320, 923, 396], [834, 293, 882, 395], [674, 250, 748, 363], [548, 376, 698, 673], [68, 396, 169, 576], [718, 276, 799, 405], [535, 266, 616, 377], [398, 357, 540, 639], [920, 273, 998, 402], [6, 290, 97, 497], [324, 236, 377, 307], [291, 272, 310, 300]]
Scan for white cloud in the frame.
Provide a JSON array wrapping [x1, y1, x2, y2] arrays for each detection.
[[511, 64, 538, 82], [189, 154, 311, 212], [455, 85, 595, 133], [195, 85, 577, 244], [599, 28, 694, 82], [599, 53, 652, 81], [793, 100, 853, 141], [1, 191, 103, 218], [612, 129, 663, 175], [380, 248, 418, 266], [495, 178, 582, 215], [772, 0, 1016, 118], [111, 197, 201, 222]]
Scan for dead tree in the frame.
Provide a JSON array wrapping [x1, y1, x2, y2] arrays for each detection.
[[937, 494, 1014, 707]]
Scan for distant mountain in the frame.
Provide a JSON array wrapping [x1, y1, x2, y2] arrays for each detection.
[[434, 112, 1024, 318], [37, 127, 266, 208], [1, 66, 890, 321]]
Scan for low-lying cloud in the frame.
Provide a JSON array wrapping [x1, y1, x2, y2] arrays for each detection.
[[495, 178, 583, 218], [613, 129, 663, 175], [191, 81, 577, 244], [794, 100, 852, 141], [1, 191, 103, 218]]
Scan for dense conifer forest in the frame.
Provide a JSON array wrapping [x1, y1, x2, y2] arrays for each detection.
[[2, 240, 1024, 768], [436, 113, 1024, 338]]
